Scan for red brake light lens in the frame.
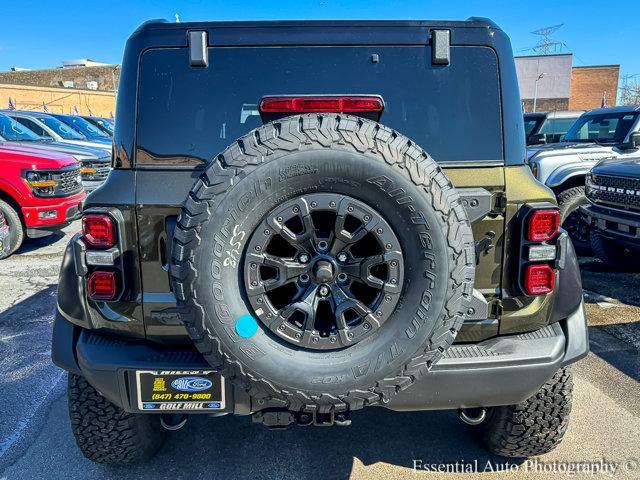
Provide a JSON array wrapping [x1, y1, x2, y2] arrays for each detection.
[[87, 271, 117, 300], [82, 214, 115, 248], [259, 96, 384, 114], [527, 209, 559, 242], [524, 264, 555, 295]]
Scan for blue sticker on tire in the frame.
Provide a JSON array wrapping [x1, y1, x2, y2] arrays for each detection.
[[235, 314, 258, 338]]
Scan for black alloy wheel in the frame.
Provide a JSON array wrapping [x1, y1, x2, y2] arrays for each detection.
[[243, 193, 403, 350]]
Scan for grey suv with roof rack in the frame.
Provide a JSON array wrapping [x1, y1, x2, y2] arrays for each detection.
[[52, 18, 588, 464]]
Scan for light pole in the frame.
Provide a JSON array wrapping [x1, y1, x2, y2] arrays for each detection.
[[533, 72, 546, 112]]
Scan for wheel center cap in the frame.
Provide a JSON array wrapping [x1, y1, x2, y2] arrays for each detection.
[[314, 260, 334, 284]]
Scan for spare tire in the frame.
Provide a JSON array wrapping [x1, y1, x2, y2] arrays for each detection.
[[171, 114, 475, 412]]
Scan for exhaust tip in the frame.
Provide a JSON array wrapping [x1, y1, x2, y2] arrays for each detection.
[[160, 414, 188, 431], [458, 408, 487, 426]]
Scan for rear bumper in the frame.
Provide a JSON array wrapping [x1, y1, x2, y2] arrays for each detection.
[[22, 191, 85, 231], [52, 300, 588, 414]]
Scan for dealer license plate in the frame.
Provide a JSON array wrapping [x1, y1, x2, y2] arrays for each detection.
[[135, 370, 225, 411]]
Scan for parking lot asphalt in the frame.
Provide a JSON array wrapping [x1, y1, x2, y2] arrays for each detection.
[[0, 225, 638, 479]]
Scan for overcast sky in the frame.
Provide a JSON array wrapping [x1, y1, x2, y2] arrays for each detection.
[[1, 0, 637, 81]]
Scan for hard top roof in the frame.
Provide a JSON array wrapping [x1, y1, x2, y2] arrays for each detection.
[[136, 18, 500, 32], [586, 105, 640, 115]]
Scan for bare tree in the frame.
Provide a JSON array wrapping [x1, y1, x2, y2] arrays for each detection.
[[619, 74, 640, 105]]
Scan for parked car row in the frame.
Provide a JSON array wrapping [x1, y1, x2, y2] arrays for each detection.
[[0, 110, 114, 257], [525, 105, 640, 252]]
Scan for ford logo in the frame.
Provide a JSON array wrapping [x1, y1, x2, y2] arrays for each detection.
[[171, 376, 213, 392]]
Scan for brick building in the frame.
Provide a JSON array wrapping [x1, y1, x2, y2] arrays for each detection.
[[515, 54, 619, 112], [0, 60, 119, 117], [568, 65, 619, 110]]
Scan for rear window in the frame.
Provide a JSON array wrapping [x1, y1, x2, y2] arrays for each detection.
[[136, 46, 503, 166]]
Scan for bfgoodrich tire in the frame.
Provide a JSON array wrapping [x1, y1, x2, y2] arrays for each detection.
[[171, 113, 475, 413], [480, 367, 573, 457], [68, 374, 166, 464]]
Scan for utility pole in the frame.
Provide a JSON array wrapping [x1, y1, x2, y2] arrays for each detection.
[[533, 72, 546, 112]]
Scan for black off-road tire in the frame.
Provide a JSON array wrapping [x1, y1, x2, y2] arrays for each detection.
[[68, 374, 166, 464], [591, 233, 640, 271], [0, 199, 24, 257], [480, 367, 573, 457], [557, 186, 590, 253], [171, 113, 475, 413]]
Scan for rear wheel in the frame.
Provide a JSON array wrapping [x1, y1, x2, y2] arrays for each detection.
[[0, 199, 24, 257], [557, 186, 590, 252], [480, 367, 573, 457], [68, 374, 166, 464]]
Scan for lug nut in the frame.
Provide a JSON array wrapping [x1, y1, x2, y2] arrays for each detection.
[[318, 240, 328, 251], [337, 252, 348, 262], [299, 253, 310, 263], [319, 285, 330, 297]]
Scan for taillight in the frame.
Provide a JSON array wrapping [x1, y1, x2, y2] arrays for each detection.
[[526, 209, 559, 242], [82, 214, 115, 248], [87, 271, 117, 300], [259, 95, 384, 114], [523, 264, 555, 295]]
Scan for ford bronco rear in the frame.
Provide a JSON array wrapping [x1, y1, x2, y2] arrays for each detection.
[[52, 18, 588, 464]]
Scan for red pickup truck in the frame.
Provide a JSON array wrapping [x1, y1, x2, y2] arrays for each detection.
[[0, 143, 86, 257]]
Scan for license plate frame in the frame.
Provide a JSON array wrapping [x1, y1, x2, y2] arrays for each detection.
[[135, 370, 225, 412]]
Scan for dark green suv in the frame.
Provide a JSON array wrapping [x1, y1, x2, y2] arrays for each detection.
[[52, 18, 588, 464]]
